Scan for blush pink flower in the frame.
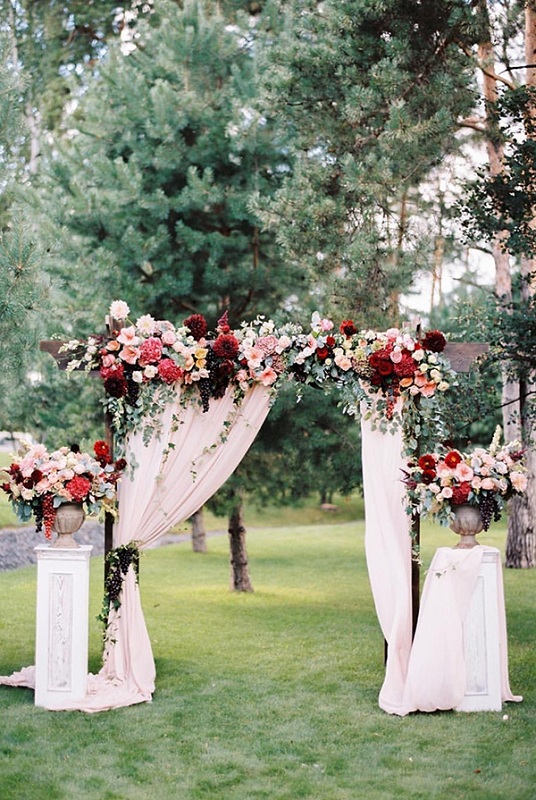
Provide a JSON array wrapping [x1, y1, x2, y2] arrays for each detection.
[[101, 353, 117, 368], [259, 366, 278, 386], [109, 300, 130, 320], [117, 326, 139, 346], [119, 345, 140, 365], [481, 478, 496, 491], [510, 471, 528, 492], [161, 329, 177, 346], [455, 462, 474, 482]]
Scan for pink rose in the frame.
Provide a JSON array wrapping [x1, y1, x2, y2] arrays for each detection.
[[161, 330, 177, 346], [101, 353, 116, 368], [481, 478, 496, 491]]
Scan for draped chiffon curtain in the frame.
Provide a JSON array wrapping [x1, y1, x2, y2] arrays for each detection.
[[0, 384, 272, 712], [361, 409, 413, 715]]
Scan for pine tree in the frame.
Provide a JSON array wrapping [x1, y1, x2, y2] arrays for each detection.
[[255, 0, 477, 323], [33, 0, 298, 328], [0, 34, 49, 391]]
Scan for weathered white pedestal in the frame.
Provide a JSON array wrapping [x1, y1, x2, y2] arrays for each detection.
[[455, 548, 502, 712], [34, 544, 92, 709]]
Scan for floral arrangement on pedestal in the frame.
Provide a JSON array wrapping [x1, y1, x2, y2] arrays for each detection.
[[402, 429, 527, 529], [0, 440, 125, 539], [61, 300, 294, 443]]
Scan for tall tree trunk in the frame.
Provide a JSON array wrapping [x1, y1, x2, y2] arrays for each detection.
[[506, 3, 536, 568], [475, 2, 536, 565], [190, 507, 207, 553], [228, 499, 254, 592]]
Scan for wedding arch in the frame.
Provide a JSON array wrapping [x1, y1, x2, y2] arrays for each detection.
[[1, 303, 520, 714]]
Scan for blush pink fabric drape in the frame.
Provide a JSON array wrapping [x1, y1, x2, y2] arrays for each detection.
[[398, 546, 522, 715], [0, 384, 272, 711], [360, 410, 413, 715], [361, 411, 521, 716]]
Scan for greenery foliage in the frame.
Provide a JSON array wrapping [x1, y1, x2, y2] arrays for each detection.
[[255, 0, 477, 321]]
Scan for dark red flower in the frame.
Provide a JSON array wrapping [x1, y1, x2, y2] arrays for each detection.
[[66, 476, 92, 502], [104, 374, 128, 398], [418, 454, 436, 471], [377, 360, 394, 376], [100, 362, 125, 381], [184, 314, 208, 341], [158, 358, 183, 384], [114, 458, 127, 472], [94, 440, 110, 459], [31, 469, 43, 483], [326, 335, 336, 348], [213, 334, 239, 359], [316, 346, 330, 361], [444, 450, 463, 468], [1, 483, 11, 494], [421, 329, 446, 353], [340, 320, 357, 337], [451, 482, 471, 505], [421, 469, 437, 485], [393, 354, 416, 378]]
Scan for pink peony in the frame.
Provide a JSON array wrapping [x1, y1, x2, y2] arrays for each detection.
[[139, 337, 163, 365], [158, 358, 183, 384]]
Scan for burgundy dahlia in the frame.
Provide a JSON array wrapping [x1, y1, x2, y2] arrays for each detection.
[[421, 329, 446, 353], [184, 314, 208, 341], [213, 333, 239, 359], [104, 374, 128, 398]]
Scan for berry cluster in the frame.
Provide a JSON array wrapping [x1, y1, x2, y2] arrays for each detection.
[[479, 494, 501, 531], [98, 543, 140, 633]]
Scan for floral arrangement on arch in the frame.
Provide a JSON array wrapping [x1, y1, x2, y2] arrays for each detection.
[[402, 429, 527, 530], [61, 300, 294, 443], [0, 440, 125, 539], [286, 313, 455, 424]]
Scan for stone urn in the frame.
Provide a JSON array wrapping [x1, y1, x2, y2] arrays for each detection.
[[51, 502, 85, 548], [450, 503, 484, 549]]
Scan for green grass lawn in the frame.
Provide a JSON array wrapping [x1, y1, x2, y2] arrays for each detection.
[[0, 520, 534, 800]]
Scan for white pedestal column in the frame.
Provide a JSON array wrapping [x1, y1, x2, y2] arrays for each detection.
[[34, 544, 93, 710], [456, 549, 502, 712]]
